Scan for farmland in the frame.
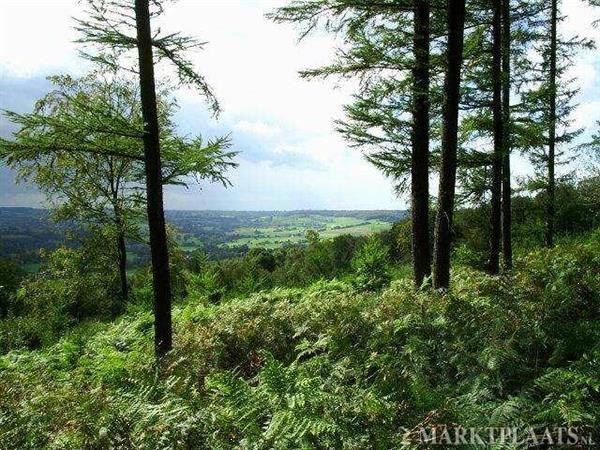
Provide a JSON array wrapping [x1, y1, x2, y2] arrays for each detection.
[[1, 208, 407, 264], [222, 215, 392, 249]]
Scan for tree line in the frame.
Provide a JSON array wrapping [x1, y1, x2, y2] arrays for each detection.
[[269, 0, 597, 287]]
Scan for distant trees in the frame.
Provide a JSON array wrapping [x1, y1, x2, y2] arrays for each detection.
[[0, 74, 235, 309]]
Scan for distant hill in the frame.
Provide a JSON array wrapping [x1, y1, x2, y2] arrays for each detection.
[[0, 208, 408, 266]]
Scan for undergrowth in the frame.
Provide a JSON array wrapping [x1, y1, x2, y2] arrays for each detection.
[[0, 230, 598, 449]]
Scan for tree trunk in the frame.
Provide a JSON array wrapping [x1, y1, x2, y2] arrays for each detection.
[[134, 0, 173, 357], [545, 0, 557, 248], [411, 0, 431, 287], [488, 0, 503, 275], [501, 0, 513, 269], [112, 197, 129, 303], [432, 0, 466, 289], [117, 229, 129, 303]]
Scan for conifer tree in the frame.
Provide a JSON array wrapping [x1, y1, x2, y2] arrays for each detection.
[[432, 0, 467, 289], [70, 0, 226, 357], [457, 0, 552, 270], [501, 0, 512, 269], [134, 0, 173, 355], [489, 0, 503, 274], [411, 0, 432, 285], [454, 0, 512, 274], [546, 0, 558, 248], [0, 73, 235, 307], [269, 0, 445, 286], [519, 0, 592, 248]]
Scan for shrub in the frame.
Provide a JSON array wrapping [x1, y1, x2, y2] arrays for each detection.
[[0, 259, 25, 319], [0, 237, 121, 352], [351, 236, 391, 291]]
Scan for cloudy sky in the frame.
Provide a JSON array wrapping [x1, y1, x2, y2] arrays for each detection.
[[1, 0, 599, 210]]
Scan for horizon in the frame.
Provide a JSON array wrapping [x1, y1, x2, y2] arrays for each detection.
[[0, 206, 408, 213]]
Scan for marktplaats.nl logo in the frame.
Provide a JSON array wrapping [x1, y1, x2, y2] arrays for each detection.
[[400, 426, 596, 446]]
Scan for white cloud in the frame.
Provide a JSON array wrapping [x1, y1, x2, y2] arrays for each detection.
[[573, 100, 600, 132], [562, 1, 600, 108], [0, 0, 85, 77], [234, 120, 281, 137], [164, 156, 399, 210]]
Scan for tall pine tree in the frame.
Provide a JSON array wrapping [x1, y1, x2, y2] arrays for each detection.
[[75, 0, 228, 358], [519, 0, 592, 248], [269, 0, 445, 286], [501, 0, 512, 269], [432, 0, 467, 289], [0, 73, 235, 315]]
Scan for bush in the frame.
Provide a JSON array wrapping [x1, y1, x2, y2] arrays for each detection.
[[0, 259, 25, 319], [351, 235, 391, 291], [0, 233, 121, 352]]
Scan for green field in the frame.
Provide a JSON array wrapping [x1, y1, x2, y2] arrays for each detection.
[[1, 209, 406, 263], [223, 215, 391, 249]]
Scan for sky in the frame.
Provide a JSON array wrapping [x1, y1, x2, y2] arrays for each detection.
[[0, 0, 599, 211]]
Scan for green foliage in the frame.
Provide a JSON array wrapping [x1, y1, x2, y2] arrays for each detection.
[[351, 235, 391, 291], [181, 231, 361, 299], [267, 1, 446, 194], [0, 259, 24, 319], [0, 229, 121, 352], [185, 264, 225, 304], [75, 0, 222, 115], [0, 72, 236, 238], [179, 224, 409, 300], [0, 233, 599, 447], [453, 176, 600, 268]]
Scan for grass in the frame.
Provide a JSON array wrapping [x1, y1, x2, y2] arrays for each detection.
[[170, 213, 398, 253], [224, 216, 391, 249]]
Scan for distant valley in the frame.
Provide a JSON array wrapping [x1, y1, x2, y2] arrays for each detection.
[[0, 208, 407, 270]]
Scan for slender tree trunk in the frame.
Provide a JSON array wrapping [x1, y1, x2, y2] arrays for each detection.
[[488, 0, 503, 275], [411, 0, 431, 287], [116, 228, 129, 303], [112, 196, 129, 303], [545, 0, 557, 248], [432, 0, 467, 289], [501, 0, 512, 269], [134, 0, 173, 357]]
